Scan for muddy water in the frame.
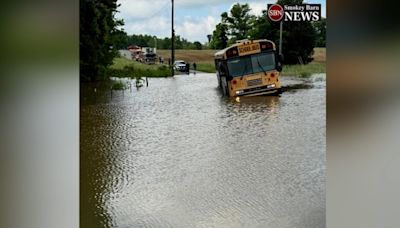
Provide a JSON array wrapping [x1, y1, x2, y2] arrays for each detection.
[[81, 73, 325, 228]]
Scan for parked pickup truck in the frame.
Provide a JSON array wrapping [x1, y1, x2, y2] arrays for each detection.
[[173, 60, 188, 72]]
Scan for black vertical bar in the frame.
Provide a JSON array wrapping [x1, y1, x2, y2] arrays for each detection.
[[171, 0, 175, 76], [279, 20, 283, 55]]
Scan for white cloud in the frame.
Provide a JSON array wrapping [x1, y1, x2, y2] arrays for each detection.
[[175, 0, 245, 7], [117, 0, 235, 18], [175, 16, 218, 42], [121, 14, 218, 43], [117, 0, 270, 18], [249, 1, 273, 16], [123, 15, 171, 37], [175, 0, 273, 6], [225, 1, 274, 17], [117, 0, 221, 42], [117, 0, 170, 20]]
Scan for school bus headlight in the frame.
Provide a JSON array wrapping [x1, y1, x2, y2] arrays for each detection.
[[236, 90, 244, 95], [268, 84, 276, 88]]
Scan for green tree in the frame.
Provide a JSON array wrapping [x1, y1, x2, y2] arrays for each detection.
[[114, 33, 204, 50], [210, 23, 228, 49], [247, 10, 274, 40], [275, 0, 316, 63], [193, 41, 202, 50], [147, 36, 158, 48], [174, 35, 183, 49], [128, 34, 152, 47], [161, 37, 171, 49], [112, 30, 129, 50], [221, 3, 255, 43], [313, 18, 326, 47], [80, 0, 123, 81], [245, 0, 317, 64]]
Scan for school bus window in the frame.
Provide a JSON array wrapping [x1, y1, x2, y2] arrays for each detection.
[[227, 52, 275, 77], [227, 57, 252, 77], [251, 52, 276, 73]]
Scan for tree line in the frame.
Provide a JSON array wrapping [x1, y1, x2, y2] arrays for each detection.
[[113, 33, 204, 50], [209, 0, 326, 64], [80, 0, 123, 82]]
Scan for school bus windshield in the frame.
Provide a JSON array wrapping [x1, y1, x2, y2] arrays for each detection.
[[227, 52, 276, 77]]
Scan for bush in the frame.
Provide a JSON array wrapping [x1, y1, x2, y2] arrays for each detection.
[[111, 81, 127, 90]]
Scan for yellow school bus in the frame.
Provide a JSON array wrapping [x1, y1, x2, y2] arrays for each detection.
[[214, 39, 283, 97]]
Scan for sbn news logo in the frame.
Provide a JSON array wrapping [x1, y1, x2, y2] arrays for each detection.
[[267, 4, 321, 22]]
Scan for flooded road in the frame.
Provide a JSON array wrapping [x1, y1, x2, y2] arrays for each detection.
[[81, 73, 325, 228]]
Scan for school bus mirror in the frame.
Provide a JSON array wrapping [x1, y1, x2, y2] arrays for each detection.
[[276, 65, 282, 72], [219, 63, 228, 76]]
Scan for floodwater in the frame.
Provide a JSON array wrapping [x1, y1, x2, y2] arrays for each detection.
[[80, 73, 326, 228]]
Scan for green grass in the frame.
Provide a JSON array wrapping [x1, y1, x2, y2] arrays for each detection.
[[281, 62, 326, 77], [107, 57, 172, 78], [196, 63, 216, 73], [111, 58, 160, 70], [111, 80, 127, 90]]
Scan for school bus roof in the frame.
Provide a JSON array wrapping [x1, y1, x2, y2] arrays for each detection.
[[214, 39, 275, 59]]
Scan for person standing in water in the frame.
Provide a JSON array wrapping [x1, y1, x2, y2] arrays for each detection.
[[186, 63, 190, 74]]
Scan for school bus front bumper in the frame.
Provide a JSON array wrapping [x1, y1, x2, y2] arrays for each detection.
[[235, 84, 281, 96]]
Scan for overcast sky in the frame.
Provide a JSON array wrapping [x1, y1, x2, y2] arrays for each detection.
[[116, 0, 326, 43]]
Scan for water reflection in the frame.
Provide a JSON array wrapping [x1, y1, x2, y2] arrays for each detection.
[[81, 73, 325, 228]]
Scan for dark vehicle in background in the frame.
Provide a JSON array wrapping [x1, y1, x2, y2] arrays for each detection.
[[144, 52, 156, 64], [134, 47, 157, 64]]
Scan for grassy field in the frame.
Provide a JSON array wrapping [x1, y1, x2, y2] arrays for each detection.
[[157, 48, 326, 76], [157, 49, 216, 64], [111, 57, 163, 70], [281, 48, 325, 76], [282, 62, 325, 77], [158, 49, 216, 73], [196, 63, 216, 73], [312, 47, 326, 63], [108, 57, 172, 78]]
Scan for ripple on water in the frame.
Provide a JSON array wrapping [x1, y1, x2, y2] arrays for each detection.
[[81, 73, 325, 228]]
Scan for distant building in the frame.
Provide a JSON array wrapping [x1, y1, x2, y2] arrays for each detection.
[[141, 47, 157, 55], [141, 47, 157, 64], [128, 45, 141, 55], [126, 45, 158, 64]]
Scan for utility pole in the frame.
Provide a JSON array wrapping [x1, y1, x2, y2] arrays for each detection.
[[171, 0, 175, 76]]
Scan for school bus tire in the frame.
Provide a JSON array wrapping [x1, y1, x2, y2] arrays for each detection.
[[221, 78, 228, 96]]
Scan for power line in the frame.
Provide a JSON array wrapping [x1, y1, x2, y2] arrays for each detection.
[[130, 1, 171, 22]]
